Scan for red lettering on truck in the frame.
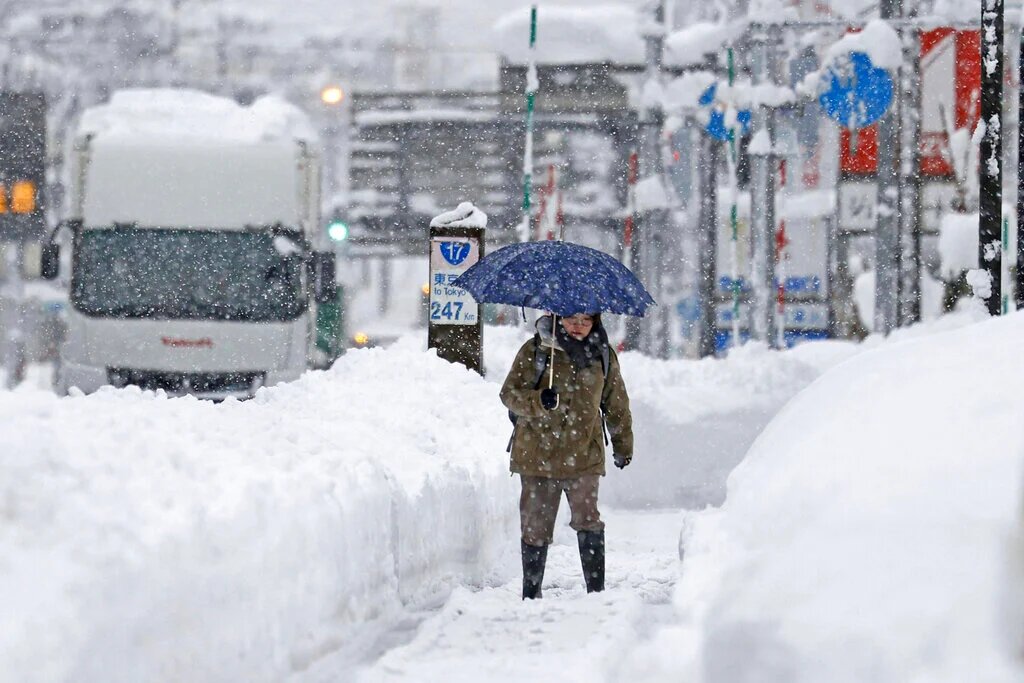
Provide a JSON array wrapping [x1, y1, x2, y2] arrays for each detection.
[[161, 336, 214, 348]]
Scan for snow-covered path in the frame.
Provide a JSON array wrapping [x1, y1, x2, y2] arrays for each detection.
[[323, 509, 684, 683]]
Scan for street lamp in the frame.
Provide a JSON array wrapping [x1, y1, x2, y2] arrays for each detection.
[[320, 85, 344, 105]]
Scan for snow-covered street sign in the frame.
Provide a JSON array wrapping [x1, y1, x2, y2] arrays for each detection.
[[428, 237, 480, 325], [428, 202, 485, 374], [819, 51, 894, 130]]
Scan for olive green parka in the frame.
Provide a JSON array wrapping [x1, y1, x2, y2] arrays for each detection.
[[500, 318, 633, 478]]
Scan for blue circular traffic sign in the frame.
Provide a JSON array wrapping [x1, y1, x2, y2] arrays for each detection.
[[819, 51, 894, 129]]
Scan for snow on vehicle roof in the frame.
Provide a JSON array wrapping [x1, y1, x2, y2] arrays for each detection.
[[77, 88, 317, 144]]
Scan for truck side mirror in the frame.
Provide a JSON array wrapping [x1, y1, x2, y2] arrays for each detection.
[[40, 243, 60, 280], [312, 251, 338, 304]]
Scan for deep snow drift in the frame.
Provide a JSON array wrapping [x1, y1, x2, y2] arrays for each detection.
[[0, 347, 517, 682], [0, 322, 852, 682], [623, 311, 1024, 682]]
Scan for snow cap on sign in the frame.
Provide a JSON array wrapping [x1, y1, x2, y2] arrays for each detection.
[[822, 19, 902, 71], [430, 202, 488, 229], [78, 88, 317, 144]]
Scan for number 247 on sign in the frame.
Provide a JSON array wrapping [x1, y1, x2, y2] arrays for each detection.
[[431, 301, 465, 321]]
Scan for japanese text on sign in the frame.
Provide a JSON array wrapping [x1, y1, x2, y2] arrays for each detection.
[[429, 237, 479, 325]]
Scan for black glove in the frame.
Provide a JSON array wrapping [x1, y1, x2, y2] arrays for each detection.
[[540, 387, 559, 410], [613, 453, 631, 469]]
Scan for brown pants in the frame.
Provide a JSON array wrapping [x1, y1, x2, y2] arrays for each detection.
[[519, 474, 604, 547]]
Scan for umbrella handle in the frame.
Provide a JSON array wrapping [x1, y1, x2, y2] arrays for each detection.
[[549, 314, 558, 407]]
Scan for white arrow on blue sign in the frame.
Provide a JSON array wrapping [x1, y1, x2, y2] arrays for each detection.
[[819, 51, 894, 129]]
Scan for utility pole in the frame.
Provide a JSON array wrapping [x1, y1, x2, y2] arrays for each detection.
[[697, 130, 719, 357], [979, 0, 1003, 315], [637, 0, 668, 355], [749, 27, 778, 346], [897, 27, 922, 325], [874, 0, 902, 335]]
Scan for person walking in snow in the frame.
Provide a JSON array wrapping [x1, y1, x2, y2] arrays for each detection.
[[500, 311, 633, 599]]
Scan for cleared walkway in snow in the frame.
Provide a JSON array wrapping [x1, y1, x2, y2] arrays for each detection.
[[348, 509, 684, 683]]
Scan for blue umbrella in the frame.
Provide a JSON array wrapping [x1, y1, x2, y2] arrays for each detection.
[[453, 240, 655, 317]]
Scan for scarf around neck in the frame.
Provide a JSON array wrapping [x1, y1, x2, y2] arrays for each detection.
[[538, 315, 609, 370]]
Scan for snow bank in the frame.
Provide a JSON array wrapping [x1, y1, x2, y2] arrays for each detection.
[[0, 347, 516, 682], [628, 312, 1024, 682], [78, 88, 316, 144]]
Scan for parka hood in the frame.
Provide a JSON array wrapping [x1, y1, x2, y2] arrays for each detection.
[[535, 315, 563, 350]]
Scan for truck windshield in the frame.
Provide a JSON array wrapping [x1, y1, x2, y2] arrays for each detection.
[[71, 227, 307, 322]]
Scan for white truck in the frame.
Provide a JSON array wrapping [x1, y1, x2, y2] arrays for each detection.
[[42, 89, 336, 399]]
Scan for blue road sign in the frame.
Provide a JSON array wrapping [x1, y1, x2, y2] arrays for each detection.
[[440, 241, 471, 266], [699, 84, 752, 141], [819, 51, 894, 129]]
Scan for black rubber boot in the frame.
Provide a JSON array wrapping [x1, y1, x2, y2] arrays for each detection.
[[578, 530, 605, 593], [521, 541, 548, 600]]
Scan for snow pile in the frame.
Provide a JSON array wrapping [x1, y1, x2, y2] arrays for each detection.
[[938, 211, 979, 278], [664, 22, 744, 68], [853, 270, 948, 330], [628, 312, 1024, 682], [822, 19, 903, 71], [78, 88, 317, 144], [604, 340, 857, 509], [0, 347, 516, 682], [634, 177, 672, 213], [664, 71, 718, 109], [430, 202, 488, 229]]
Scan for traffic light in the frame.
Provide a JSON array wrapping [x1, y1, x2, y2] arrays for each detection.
[[327, 218, 349, 242]]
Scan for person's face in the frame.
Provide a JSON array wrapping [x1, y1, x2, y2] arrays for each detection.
[[561, 313, 594, 340]]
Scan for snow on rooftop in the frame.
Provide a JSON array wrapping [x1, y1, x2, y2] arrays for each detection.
[[355, 109, 494, 127], [494, 4, 645, 66], [77, 88, 317, 145]]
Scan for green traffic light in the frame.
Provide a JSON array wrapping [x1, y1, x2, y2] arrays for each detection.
[[328, 221, 348, 241]]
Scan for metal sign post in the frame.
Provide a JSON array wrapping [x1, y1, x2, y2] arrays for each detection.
[[428, 204, 485, 374], [979, 0, 1003, 315]]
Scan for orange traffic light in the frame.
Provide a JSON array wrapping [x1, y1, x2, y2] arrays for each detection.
[[12, 181, 35, 213], [0, 185, 6, 213]]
